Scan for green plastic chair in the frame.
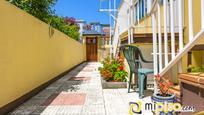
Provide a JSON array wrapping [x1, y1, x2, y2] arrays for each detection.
[[122, 45, 154, 98]]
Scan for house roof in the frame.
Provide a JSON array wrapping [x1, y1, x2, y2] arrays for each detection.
[[90, 22, 100, 25], [101, 24, 110, 27], [83, 30, 101, 36], [76, 20, 86, 23]]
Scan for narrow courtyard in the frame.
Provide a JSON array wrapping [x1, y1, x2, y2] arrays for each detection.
[[1, 0, 204, 114], [8, 62, 151, 115]]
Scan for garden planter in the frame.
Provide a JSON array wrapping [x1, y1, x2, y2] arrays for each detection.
[[101, 78, 127, 89], [151, 93, 175, 115], [179, 73, 204, 113], [168, 85, 181, 102], [98, 56, 128, 89]]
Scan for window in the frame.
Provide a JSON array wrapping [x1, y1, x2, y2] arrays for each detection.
[[139, 0, 142, 19], [139, 0, 145, 19], [135, 0, 149, 22], [142, 0, 145, 18], [135, 3, 139, 22]]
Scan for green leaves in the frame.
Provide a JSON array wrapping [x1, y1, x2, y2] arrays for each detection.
[[114, 71, 128, 82], [187, 65, 204, 73], [50, 16, 80, 40], [8, 0, 56, 22], [7, 0, 80, 40], [99, 57, 128, 82]]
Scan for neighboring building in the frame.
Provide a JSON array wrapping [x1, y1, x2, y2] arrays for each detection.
[[113, 0, 155, 70], [90, 22, 102, 34], [113, 0, 204, 113], [76, 20, 110, 61], [76, 20, 110, 45], [76, 20, 86, 43], [101, 24, 110, 47]]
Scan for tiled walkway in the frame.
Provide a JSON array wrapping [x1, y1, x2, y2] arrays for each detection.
[[9, 62, 152, 115]]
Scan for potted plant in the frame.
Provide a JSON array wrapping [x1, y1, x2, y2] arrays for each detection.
[[98, 56, 128, 88], [187, 65, 204, 73], [151, 74, 176, 115]]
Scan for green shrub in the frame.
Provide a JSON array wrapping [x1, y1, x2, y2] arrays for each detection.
[[7, 0, 56, 22], [187, 65, 204, 73], [98, 56, 128, 82], [50, 16, 80, 40], [7, 0, 80, 41]]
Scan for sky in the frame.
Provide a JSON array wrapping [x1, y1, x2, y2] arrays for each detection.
[[53, 0, 120, 24]]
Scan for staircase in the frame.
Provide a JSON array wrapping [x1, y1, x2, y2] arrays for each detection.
[[151, 0, 204, 77], [112, 23, 121, 58], [179, 73, 204, 112], [150, 0, 204, 93]]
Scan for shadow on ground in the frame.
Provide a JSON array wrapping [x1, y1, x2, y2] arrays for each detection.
[[8, 63, 92, 115]]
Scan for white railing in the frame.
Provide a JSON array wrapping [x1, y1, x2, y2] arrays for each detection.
[[151, 0, 204, 77], [113, 0, 134, 57], [112, 27, 120, 57], [163, 0, 168, 66]]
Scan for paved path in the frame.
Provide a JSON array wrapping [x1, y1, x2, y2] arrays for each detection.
[[9, 62, 152, 115]]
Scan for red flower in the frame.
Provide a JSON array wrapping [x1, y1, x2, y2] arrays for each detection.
[[156, 74, 161, 81], [118, 66, 124, 70]]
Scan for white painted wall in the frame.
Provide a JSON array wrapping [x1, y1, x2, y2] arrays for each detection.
[[112, 0, 130, 56], [78, 22, 85, 42], [116, 1, 129, 34]]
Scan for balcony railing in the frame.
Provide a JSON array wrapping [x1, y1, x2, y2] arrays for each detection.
[[151, 0, 204, 93]]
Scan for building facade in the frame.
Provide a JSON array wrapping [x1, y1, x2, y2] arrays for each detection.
[[76, 20, 111, 61], [113, 0, 204, 113]]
